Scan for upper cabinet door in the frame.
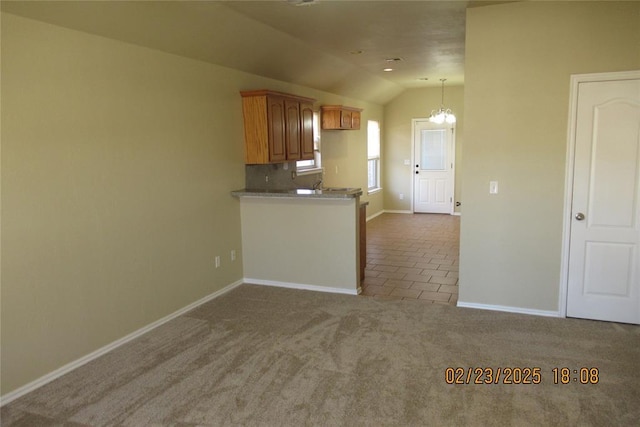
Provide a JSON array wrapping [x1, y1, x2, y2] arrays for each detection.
[[351, 110, 361, 130], [300, 102, 315, 160], [267, 96, 287, 162], [340, 110, 353, 129], [284, 99, 301, 161]]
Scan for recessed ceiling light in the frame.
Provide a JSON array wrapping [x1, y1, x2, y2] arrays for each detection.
[[383, 68, 394, 72], [286, 0, 319, 6]]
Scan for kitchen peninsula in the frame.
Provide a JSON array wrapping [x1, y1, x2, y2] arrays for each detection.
[[231, 188, 363, 295]]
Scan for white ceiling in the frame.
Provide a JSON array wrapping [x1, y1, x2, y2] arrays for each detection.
[[1, 0, 512, 104]]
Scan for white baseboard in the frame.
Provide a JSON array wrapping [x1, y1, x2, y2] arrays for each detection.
[[456, 301, 561, 318], [371, 210, 460, 217], [244, 278, 359, 296], [0, 279, 244, 407]]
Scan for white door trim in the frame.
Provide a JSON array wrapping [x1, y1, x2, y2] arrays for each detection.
[[410, 118, 456, 214], [559, 70, 640, 318]]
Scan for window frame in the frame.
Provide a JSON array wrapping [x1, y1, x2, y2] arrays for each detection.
[[296, 111, 322, 175], [367, 120, 382, 194]]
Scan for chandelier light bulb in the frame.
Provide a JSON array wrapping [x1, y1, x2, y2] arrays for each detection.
[[429, 110, 445, 124], [445, 111, 456, 124]]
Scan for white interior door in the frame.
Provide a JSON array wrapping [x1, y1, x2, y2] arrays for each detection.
[[566, 74, 640, 325], [413, 121, 454, 214]]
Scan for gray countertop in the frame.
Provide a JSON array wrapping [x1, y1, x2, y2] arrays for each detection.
[[231, 187, 363, 199]]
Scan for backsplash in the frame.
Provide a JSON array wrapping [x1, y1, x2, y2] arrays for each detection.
[[245, 163, 323, 190]]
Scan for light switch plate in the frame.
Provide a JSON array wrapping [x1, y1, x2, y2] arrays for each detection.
[[489, 181, 499, 194]]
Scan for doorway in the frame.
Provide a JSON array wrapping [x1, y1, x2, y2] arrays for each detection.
[[561, 70, 640, 325], [412, 119, 455, 214]]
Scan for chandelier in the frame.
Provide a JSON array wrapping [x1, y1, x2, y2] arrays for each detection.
[[429, 78, 456, 124]]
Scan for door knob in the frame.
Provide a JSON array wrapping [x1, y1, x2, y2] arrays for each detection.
[[575, 212, 585, 221]]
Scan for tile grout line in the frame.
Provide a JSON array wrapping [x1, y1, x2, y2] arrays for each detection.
[[361, 213, 459, 305]]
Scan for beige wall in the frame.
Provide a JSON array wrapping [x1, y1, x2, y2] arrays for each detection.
[[460, 1, 640, 311], [0, 13, 383, 395], [239, 197, 359, 292], [383, 86, 464, 212]]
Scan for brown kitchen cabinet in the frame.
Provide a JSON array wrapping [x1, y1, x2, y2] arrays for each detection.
[[321, 105, 363, 130], [241, 90, 316, 164], [300, 101, 315, 160], [359, 202, 367, 282]]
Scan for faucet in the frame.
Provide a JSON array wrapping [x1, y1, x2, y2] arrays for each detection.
[[312, 179, 323, 190]]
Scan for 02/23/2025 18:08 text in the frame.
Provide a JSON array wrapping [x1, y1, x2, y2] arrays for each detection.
[[444, 367, 599, 385]]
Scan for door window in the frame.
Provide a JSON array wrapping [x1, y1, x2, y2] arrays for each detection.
[[421, 129, 446, 171]]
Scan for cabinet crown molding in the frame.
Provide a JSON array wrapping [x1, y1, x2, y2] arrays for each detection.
[[320, 105, 363, 112], [240, 89, 316, 104]]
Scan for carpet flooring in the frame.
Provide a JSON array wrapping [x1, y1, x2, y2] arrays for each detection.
[[2, 284, 639, 426]]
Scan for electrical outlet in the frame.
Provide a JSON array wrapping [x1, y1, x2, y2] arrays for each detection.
[[335, 165, 339, 174], [399, 193, 404, 200], [231, 250, 236, 261], [215, 256, 221, 268]]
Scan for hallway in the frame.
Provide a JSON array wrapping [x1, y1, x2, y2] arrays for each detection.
[[361, 213, 459, 304]]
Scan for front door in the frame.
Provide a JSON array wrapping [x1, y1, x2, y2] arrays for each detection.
[[566, 73, 640, 324], [413, 120, 455, 214]]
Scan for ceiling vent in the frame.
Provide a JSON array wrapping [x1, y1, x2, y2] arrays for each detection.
[[286, 0, 320, 6]]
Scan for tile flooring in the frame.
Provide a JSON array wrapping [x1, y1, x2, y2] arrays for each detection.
[[361, 212, 460, 305]]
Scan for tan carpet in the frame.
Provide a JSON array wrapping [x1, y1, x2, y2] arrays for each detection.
[[2, 284, 639, 426]]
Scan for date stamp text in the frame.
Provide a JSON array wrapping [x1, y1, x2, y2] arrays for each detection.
[[444, 367, 599, 385]]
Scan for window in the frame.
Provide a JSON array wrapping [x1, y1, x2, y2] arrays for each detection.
[[367, 120, 381, 192], [296, 111, 321, 174], [420, 129, 447, 170]]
